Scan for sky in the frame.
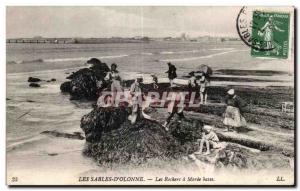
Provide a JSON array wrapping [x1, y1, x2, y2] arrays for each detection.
[[6, 6, 242, 38]]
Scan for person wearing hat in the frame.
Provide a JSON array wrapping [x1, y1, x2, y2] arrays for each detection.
[[194, 125, 220, 155], [165, 62, 177, 87], [105, 63, 122, 105], [223, 89, 247, 132]]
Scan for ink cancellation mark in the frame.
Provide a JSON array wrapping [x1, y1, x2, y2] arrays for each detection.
[[236, 6, 290, 59]]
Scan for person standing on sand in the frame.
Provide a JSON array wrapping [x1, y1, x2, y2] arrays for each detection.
[[223, 89, 247, 132], [104, 63, 122, 105], [165, 62, 177, 87]]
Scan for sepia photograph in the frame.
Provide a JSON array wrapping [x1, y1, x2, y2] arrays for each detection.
[[6, 6, 295, 186]]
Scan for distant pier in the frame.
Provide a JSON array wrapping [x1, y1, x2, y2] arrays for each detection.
[[6, 37, 241, 44], [6, 37, 149, 44], [6, 38, 74, 44]]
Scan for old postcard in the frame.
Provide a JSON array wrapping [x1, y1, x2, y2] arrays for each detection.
[[6, 6, 295, 186]]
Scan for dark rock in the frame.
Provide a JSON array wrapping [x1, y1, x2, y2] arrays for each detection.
[[80, 107, 183, 165], [51, 78, 56, 81], [46, 80, 51, 82], [60, 81, 71, 92], [67, 59, 109, 80], [48, 153, 58, 156], [29, 83, 41, 88], [66, 68, 90, 80], [41, 130, 85, 140], [67, 68, 103, 100], [81, 107, 130, 143], [169, 119, 202, 145], [87, 58, 110, 76], [28, 77, 41, 82], [86, 58, 102, 65], [61, 60, 110, 100]]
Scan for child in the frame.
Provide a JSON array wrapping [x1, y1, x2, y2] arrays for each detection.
[[194, 125, 220, 155], [151, 74, 159, 90], [199, 75, 208, 104]]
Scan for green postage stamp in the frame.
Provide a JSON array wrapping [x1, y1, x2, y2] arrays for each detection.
[[251, 11, 290, 59]]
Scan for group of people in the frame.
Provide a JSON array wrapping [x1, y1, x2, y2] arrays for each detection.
[[100, 61, 247, 156], [188, 71, 209, 105], [166, 62, 210, 105]]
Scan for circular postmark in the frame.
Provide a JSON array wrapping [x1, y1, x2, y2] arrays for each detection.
[[236, 6, 274, 51]]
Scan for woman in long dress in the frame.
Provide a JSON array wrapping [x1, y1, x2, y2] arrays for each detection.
[[260, 16, 285, 54], [223, 89, 247, 132]]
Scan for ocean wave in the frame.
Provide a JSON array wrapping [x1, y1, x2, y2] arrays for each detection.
[[7, 55, 129, 65], [141, 52, 154, 55], [160, 51, 175, 55], [46, 54, 128, 62], [210, 48, 235, 51], [7, 135, 44, 152], [160, 50, 247, 62], [159, 49, 204, 55]]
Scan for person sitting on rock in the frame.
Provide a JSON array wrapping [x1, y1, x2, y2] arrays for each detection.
[[128, 75, 144, 124], [165, 62, 177, 87], [104, 63, 123, 105], [194, 125, 220, 155]]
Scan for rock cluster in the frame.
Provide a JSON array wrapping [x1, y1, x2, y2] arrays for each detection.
[[60, 58, 110, 100], [81, 106, 183, 165]]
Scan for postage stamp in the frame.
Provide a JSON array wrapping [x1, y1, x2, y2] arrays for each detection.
[[236, 7, 291, 59], [6, 6, 295, 186], [251, 11, 290, 59]]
